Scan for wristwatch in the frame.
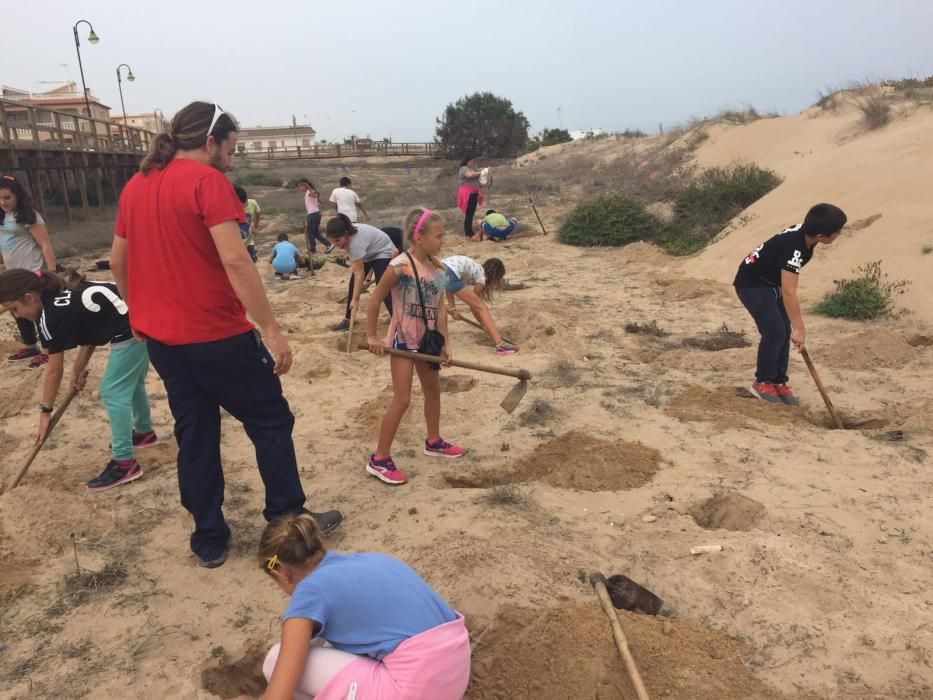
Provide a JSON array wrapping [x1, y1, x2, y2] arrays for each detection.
[[38, 403, 53, 414]]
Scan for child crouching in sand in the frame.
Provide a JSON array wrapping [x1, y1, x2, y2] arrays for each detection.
[[256, 513, 470, 700], [443, 255, 518, 356], [365, 208, 465, 485]]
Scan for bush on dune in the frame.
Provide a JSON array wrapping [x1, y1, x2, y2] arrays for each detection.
[[558, 194, 660, 247]]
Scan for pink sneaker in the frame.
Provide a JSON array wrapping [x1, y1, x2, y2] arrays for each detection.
[[132, 430, 160, 448], [366, 455, 408, 485], [423, 437, 465, 459]]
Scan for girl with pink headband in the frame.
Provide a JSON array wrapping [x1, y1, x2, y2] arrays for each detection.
[[364, 208, 466, 485]]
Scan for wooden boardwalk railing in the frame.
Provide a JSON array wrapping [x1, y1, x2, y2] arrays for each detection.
[[236, 141, 439, 160]]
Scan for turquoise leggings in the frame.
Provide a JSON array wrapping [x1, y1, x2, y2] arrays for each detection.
[[100, 340, 153, 461]]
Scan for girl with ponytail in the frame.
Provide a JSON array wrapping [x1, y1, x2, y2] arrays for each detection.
[[362, 208, 465, 486], [0, 175, 57, 366], [0, 268, 156, 491], [255, 512, 470, 700]]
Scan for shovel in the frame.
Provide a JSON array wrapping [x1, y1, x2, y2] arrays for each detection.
[[590, 572, 651, 700], [4, 371, 88, 494], [451, 313, 516, 346], [528, 196, 549, 235], [800, 348, 845, 429], [357, 344, 531, 413]]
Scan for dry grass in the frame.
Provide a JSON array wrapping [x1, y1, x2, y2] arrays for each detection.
[[624, 320, 670, 337], [475, 484, 535, 508], [683, 324, 750, 351]]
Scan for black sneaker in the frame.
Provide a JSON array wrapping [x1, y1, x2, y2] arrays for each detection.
[[198, 546, 229, 569], [334, 258, 349, 268], [305, 509, 343, 535], [331, 318, 350, 332], [86, 459, 143, 492]]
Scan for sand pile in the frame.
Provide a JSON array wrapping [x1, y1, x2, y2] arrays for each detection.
[[468, 603, 800, 700], [445, 430, 660, 491], [690, 491, 767, 531], [818, 329, 916, 371], [665, 386, 814, 428]]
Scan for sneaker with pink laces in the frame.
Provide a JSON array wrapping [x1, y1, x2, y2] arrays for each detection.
[[423, 437, 466, 459], [27, 353, 49, 369], [366, 455, 408, 485]]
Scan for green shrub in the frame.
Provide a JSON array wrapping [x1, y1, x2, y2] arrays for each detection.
[[656, 164, 781, 256], [559, 194, 660, 247], [813, 261, 909, 320], [234, 172, 282, 187]]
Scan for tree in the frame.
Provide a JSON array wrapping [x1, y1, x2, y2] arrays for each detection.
[[539, 128, 572, 147], [435, 92, 529, 158]]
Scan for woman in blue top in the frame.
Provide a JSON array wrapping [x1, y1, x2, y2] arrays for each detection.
[[255, 513, 470, 700]]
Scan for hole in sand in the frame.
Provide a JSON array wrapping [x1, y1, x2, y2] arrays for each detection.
[[469, 603, 792, 699], [907, 334, 933, 348], [666, 386, 890, 431], [690, 491, 766, 531], [439, 375, 476, 393], [518, 398, 557, 426], [201, 643, 266, 699], [444, 430, 660, 491]]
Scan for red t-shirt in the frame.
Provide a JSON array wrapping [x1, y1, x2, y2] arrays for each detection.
[[115, 158, 252, 345]]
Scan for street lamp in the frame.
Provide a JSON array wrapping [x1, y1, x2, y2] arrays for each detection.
[[116, 64, 135, 127], [154, 108, 166, 133], [72, 20, 100, 121]]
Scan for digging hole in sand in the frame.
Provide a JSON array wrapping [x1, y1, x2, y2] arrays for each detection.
[[440, 375, 476, 393], [907, 334, 933, 348], [690, 491, 766, 531], [444, 430, 660, 491], [469, 603, 792, 700], [201, 644, 266, 698], [666, 386, 889, 431]]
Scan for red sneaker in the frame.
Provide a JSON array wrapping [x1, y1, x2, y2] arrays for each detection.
[[27, 353, 49, 369], [8, 346, 41, 362], [749, 382, 782, 404], [423, 437, 466, 459], [775, 384, 800, 406], [366, 455, 408, 485]]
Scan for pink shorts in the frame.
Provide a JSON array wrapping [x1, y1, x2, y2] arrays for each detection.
[[314, 614, 470, 700]]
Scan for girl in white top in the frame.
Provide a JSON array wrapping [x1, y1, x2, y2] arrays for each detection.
[[0, 175, 56, 366], [442, 255, 518, 356]]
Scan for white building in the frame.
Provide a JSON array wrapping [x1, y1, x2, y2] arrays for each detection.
[[239, 124, 316, 153]]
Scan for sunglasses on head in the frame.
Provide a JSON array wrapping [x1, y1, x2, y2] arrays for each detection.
[[206, 103, 225, 139]]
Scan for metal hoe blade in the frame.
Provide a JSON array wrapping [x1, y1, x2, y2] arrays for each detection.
[[500, 379, 528, 414]]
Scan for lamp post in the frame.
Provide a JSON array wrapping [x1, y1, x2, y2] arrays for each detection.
[[116, 64, 135, 126], [72, 20, 100, 121], [154, 108, 166, 133]]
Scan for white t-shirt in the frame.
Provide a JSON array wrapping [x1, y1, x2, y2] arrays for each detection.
[[347, 223, 395, 262], [329, 187, 362, 222], [442, 255, 486, 286]]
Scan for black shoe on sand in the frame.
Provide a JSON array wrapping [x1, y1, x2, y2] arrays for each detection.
[[305, 509, 343, 535]]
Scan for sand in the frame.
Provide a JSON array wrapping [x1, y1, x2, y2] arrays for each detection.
[[2, 103, 933, 699]]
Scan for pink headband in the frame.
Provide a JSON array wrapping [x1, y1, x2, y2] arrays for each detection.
[[413, 209, 433, 240]]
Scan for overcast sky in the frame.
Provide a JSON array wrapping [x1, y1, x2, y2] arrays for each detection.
[[5, 0, 932, 141]]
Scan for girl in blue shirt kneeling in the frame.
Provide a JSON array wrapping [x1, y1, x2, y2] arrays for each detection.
[[255, 513, 470, 700]]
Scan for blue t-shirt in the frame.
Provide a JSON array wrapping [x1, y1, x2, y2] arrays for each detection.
[[271, 241, 299, 273], [284, 552, 457, 660]]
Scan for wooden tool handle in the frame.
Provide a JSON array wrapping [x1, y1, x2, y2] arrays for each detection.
[[453, 314, 516, 346], [528, 196, 549, 235], [357, 343, 531, 380], [800, 348, 845, 429], [590, 574, 651, 700], [5, 371, 88, 493]]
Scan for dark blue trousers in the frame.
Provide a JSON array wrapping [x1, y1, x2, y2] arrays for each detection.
[[735, 286, 792, 384], [147, 330, 306, 560]]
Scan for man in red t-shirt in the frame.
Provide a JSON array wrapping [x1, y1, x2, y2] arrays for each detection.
[[110, 101, 342, 568]]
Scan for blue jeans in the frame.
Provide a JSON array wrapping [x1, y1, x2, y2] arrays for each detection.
[[146, 330, 306, 560], [735, 286, 791, 384], [482, 218, 517, 240]]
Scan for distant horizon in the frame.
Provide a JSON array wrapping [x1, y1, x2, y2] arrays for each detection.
[[5, 0, 932, 142]]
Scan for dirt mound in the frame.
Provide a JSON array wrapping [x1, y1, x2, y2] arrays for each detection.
[[0, 430, 20, 454], [819, 329, 916, 371], [0, 374, 39, 419], [496, 299, 575, 345], [690, 491, 766, 531], [907, 334, 933, 347], [440, 375, 477, 393], [201, 642, 267, 698], [347, 385, 423, 438], [654, 277, 725, 302], [468, 603, 795, 700], [445, 431, 660, 491], [665, 386, 812, 428]]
